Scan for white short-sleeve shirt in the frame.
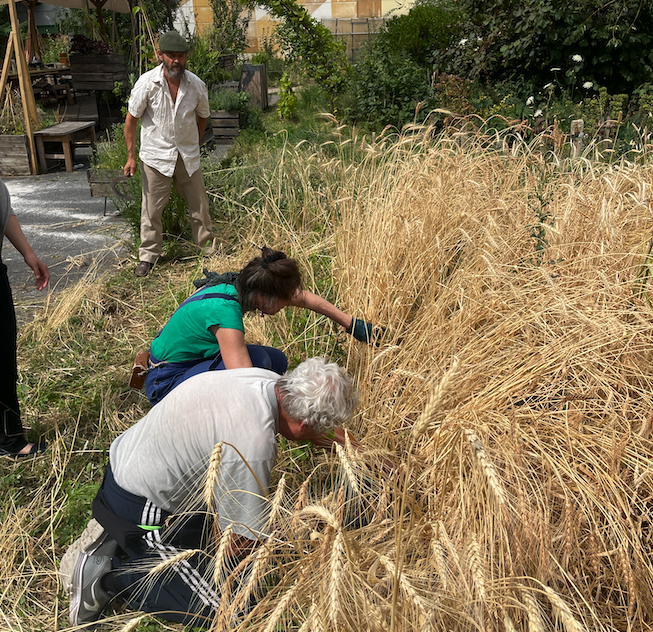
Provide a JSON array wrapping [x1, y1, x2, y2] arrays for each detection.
[[128, 64, 210, 177], [109, 369, 280, 540]]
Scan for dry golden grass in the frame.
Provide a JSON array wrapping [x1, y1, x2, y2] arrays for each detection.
[[3, 123, 653, 630]]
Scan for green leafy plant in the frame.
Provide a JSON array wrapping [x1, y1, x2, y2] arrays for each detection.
[[187, 30, 232, 89], [277, 72, 298, 121], [209, 89, 248, 112], [251, 33, 284, 83], [451, 0, 653, 95], [39, 34, 70, 64], [261, 0, 349, 110], [347, 40, 431, 128], [208, 0, 251, 55]]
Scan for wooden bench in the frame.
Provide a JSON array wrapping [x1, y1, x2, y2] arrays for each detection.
[[33, 121, 96, 173]]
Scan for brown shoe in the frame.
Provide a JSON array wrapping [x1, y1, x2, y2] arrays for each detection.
[[134, 261, 152, 277]]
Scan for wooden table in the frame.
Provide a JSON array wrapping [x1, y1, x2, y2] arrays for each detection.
[[33, 121, 96, 173]]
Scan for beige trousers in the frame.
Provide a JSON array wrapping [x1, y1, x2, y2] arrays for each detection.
[[139, 156, 213, 264]]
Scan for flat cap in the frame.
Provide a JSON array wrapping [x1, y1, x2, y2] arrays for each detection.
[[158, 31, 189, 53]]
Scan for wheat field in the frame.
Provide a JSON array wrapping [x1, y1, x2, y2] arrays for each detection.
[[4, 124, 653, 631]]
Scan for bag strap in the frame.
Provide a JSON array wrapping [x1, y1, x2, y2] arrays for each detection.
[[178, 291, 239, 309]]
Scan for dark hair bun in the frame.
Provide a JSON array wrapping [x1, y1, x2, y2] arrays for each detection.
[[260, 247, 286, 269]]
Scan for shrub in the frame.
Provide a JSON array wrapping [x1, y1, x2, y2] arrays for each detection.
[[377, 0, 461, 68], [346, 41, 431, 128], [277, 72, 298, 121], [187, 31, 231, 89]]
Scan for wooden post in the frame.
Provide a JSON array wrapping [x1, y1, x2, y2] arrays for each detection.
[[0, 33, 15, 106], [8, 0, 41, 174]]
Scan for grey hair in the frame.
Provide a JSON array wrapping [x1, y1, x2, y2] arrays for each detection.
[[276, 357, 359, 433]]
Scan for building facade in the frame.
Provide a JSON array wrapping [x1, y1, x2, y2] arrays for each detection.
[[175, 0, 411, 53]]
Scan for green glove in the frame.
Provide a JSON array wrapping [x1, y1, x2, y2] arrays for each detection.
[[346, 318, 385, 346]]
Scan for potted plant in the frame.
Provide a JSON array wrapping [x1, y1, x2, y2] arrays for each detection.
[[209, 90, 248, 144]]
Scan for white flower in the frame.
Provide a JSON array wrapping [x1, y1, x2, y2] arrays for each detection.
[[459, 38, 468, 46], [526, 96, 534, 106], [534, 109, 543, 118], [543, 82, 553, 90], [582, 81, 593, 89], [572, 54, 583, 63], [550, 67, 561, 72]]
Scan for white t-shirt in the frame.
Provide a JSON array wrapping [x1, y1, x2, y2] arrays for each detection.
[[128, 64, 211, 177], [110, 368, 280, 539]]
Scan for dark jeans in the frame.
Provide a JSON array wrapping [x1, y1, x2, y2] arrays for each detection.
[[0, 263, 27, 453], [145, 344, 288, 405], [94, 465, 218, 625]]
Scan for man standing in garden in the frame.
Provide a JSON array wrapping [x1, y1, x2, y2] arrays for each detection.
[[123, 30, 214, 278]]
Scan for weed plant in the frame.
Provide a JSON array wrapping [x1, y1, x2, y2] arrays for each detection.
[[5, 121, 653, 631]]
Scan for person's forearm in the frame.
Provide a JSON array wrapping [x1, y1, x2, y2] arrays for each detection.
[[197, 115, 207, 145], [4, 215, 35, 260], [291, 290, 352, 329], [124, 113, 138, 162]]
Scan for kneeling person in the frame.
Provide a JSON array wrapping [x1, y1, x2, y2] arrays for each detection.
[[63, 357, 358, 626]]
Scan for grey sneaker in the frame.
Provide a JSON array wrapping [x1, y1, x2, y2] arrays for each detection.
[[69, 530, 117, 625], [60, 519, 105, 594]]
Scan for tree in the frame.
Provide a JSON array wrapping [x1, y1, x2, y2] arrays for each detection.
[[454, 0, 653, 94], [261, 0, 349, 109]]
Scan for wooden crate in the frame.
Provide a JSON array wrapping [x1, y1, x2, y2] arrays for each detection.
[[70, 54, 129, 91], [211, 110, 239, 144], [218, 54, 237, 72], [0, 135, 32, 176]]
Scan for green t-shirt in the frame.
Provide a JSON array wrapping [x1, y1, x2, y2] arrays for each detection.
[[150, 284, 244, 363]]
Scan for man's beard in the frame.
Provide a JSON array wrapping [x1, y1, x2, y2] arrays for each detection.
[[163, 59, 185, 79]]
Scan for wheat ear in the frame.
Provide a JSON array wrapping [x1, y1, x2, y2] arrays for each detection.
[[412, 356, 460, 438], [335, 442, 361, 496], [521, 590, 546, 632], [262, 579, 301, 632], [464, 428, 508, 508], [467, 533, 487, 604], [204, 442, 223, 509], [148, 549, 201, 576], [213, 523, 233, 587], [266, 473, 286, 530], [329, 529, 346, 627], [543, 586, 587, 632]]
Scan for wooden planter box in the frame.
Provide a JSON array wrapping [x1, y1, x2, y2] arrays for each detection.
[[0, 135, 32, 176], [211, 110, 239, 144], [70, 54, 129, 91], [218, 54, 236, 72]]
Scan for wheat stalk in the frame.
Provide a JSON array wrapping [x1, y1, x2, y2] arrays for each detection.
[[464, 428, 508, 508], [213, 523, 233, 587], [543, 586, 587, 632], [148, 549, 201, 576], [335, 442, 361, 497], [412, 356, 460, 438], [204, 442, 223, 509]]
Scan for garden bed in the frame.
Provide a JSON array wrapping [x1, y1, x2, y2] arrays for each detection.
[[0, 135, 32, 176]]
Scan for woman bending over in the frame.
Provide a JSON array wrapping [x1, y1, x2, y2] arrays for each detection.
[[145, 247, 382, 405]]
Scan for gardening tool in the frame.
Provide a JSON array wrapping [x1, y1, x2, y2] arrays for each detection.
[[110, 174, 132, 199]]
